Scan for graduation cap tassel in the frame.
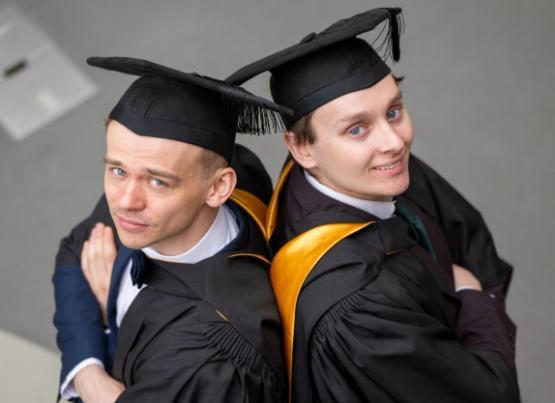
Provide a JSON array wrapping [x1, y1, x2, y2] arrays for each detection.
[[388, 9, 402, 62], [219, 85, 235, 135], [371, 9, 403, 63], [219, 84, 287, 135], [371, 21, 390, 58], [241, 102, 286, 135]]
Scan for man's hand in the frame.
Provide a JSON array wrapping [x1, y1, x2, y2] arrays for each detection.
[[452, 264, 483, 291], [74, 364, 124, 403], [81, 223, 117, 325]]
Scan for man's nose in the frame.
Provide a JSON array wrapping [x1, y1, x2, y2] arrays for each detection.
[[118, 181, 146, 211], [375, 121, 405, 154]]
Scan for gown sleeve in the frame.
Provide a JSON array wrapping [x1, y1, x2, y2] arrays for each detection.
[[307, 282, 520, 403], [406, 155, 513, 292]]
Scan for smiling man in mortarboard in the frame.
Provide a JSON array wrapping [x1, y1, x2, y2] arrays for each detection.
[[226, 7, 520, 403], [52, 57, 289, 402]]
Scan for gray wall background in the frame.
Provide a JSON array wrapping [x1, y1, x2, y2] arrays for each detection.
[[0, 0, 553, 401]]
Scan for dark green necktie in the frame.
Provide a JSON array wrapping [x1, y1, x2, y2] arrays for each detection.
[[395, 198, 437, 260]]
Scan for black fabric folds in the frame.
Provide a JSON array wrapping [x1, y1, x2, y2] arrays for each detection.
[[112, 204, 286, 402]]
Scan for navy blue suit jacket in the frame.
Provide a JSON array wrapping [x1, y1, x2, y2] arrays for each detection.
[[53, 245, 134, 384]]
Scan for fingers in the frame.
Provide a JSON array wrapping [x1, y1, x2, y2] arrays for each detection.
[[452, 264, 482, 291], [80, 223, 115, 324], [102, 226, 117, 273], [452, 263, 465, 272], [81, 222, 116, 281], [81, 240, 89, 274], [81, 224, 103, 285], [89, 223, 105, 273]]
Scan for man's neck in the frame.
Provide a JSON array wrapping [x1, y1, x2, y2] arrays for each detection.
[[147, 205, 219, 256], [143, 205, 239, 264]]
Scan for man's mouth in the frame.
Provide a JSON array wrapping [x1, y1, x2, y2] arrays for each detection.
[[373, 159, 402, 171], [115, 214, 148, 231]]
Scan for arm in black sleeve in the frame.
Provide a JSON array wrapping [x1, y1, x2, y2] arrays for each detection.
[[308, 286, 520, 403], [406, 155, 513, 293], [456, 286, 517, 367]]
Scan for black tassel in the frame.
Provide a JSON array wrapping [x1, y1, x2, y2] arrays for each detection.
[[370, 8, 403, 63], [219, 84, 287, 135], [389, 9, 403, 62], [370, 17, 392, 60]]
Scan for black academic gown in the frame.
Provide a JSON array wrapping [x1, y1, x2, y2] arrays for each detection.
[[113, 203, 286, 402], [270, 158, 519, 403], [271, 155, 513, 293]]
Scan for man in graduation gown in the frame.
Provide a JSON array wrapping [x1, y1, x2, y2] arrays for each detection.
[[226, 8, 520, 402], [52, 57, 288, 402]]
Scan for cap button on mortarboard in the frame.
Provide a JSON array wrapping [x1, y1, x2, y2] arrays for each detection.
[[300, 32, 316, 43]]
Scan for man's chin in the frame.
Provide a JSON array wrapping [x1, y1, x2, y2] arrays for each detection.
[[360, 176, 410, 200], [117, 233, 151, 250]]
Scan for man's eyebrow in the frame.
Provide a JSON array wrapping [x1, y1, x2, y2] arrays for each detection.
[[145, 168, 180, 183], [390, 90, 404, 105], [335, 90, 404, 126], [103, 157, 180, 183], [103, 156, 121, 166], [336, 111, 368, 125]]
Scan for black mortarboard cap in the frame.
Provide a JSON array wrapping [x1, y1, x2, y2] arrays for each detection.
[[87, 57, 292, 162], [226, 8, 403, 126]]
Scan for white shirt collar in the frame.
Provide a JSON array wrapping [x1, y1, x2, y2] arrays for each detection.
[[303, 170, 396, 219], [141, 204, 239, 264]]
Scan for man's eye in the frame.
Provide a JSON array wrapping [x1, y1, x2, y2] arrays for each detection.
[[111, 167, 126, 177], [387, 107, 402, 120], [349, 126, 363, 136], [150, 178, 166, 188]]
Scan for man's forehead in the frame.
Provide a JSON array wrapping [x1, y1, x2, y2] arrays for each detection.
[[107, 120, 202, 151], [106, 124, 203, 172], [103, 152, 198, 183], [314, 75, 403, 122]]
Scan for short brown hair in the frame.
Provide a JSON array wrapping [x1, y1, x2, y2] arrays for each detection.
[[199, 147, 228, 178], [288, 111, 316, 145]]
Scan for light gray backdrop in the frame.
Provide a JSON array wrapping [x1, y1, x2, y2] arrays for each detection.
[[0, 0, 553, 401]]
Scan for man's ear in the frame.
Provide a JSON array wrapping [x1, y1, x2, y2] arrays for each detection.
[[205, 167, 237, 208], [284, 131, 317, 170]]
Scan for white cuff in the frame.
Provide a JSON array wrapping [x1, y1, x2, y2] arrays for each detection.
[[455, 285, 480, 293], [60, 358, 104, 399]]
